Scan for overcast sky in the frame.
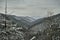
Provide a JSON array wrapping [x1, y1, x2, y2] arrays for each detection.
[[0, 0, 60, 17]]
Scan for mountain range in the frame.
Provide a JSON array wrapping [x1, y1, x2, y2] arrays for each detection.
[[0, 13, 60, 30]]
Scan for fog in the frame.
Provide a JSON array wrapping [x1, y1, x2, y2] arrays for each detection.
[[0, 0, 60, 17]]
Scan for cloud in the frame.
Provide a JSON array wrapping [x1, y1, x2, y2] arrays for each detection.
[[0, 0, 60, 7], [0, 0, 60, 17]]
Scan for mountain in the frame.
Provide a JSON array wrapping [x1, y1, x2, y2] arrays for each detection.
[[27, 13, 60, 34], [0, 13, 60, 30], [0, 13, 42, 29], [0, 13, 60, 40]]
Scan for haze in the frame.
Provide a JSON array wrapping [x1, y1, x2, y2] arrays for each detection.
[[0, 0, 60, 17]]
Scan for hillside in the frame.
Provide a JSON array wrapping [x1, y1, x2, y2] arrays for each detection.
[[0, 13, 60, 40]]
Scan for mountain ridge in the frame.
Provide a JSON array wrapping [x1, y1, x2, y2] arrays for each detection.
[[0, 13, 60, 29]]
